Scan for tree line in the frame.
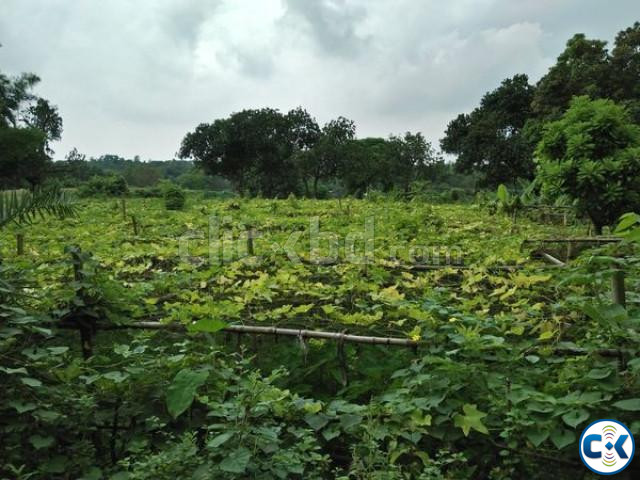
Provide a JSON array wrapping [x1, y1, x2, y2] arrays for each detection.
[[178, 107, 448, 198]]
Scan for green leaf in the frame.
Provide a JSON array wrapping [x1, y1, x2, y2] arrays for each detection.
[[612, 398, 640, 411], [524, 355, 540, 364], [304, 413, 330, 430], [561, 409, 589, 428], [9, 401, 37, 413], [188, 318, 227, 333], [550, 428, 575, 449], [166, 369, 209, 418], [339, 414, 363, 430], [21, 377, 42, 387], [207, 432, 233, 448], [29, 434, 55, 449], [526, 429, 550, 447], [219, 447, 251, 473], [453, 404, 488, 436], [586, 368, 612, 380], [102, 371, 129, 383]]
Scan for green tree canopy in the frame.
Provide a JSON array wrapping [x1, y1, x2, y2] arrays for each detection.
[[441, 74, 535, 187], [0, 66, 63, 188], [536, 96, 640, 233]]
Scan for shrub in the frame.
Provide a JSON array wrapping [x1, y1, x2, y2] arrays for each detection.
[[79, 175, 128, 197], [536, 96, 640, 233], [164, 184, 186, 210]]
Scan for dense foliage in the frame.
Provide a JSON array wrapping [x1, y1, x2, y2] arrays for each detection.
[[0, 68, 62, 189], [179, 108, 443, 198], [1, 195, 638, 478], [536, 96, 640, 233]]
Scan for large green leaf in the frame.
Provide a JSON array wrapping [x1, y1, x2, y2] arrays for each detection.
[[561, 409, 589, 428], [187, 318, 227, 333], [453, 404, 488, 436], [612, 398, 640, 411], [219, 447, 251, 473], [166, 368, 209, 418]]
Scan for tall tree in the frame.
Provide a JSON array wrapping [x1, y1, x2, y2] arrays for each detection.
[[531, 34, 610, 118], [441, 74, 535, 187], [610, 22, 640, 121], [300, 116, 355, 197], [0, 67, 62, 188]]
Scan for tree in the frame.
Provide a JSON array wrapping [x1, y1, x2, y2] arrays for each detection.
[[441, 74, 535, 187], [0, 67, 63, 188], [0, 127, 49, 188], [179, 108, 297, 197], [299, 116, 355, 197], [532, 34, 610, 118], [536, 96, 640, 234], [610, 22, 640, 122], [385, 132, 440, 192], [339, 137, 388, 195]]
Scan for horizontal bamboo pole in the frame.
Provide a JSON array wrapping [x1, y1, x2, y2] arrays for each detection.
[[540, 252, 566, 267], [60, 321, 419, 348], [522, 237, 621, 244]]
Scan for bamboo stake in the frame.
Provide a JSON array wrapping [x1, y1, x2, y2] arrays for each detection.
[[612, 269, 626, 307], [247, 228, 255, 255], [131, 215, 139, 235], [16, 232, 24, 255]]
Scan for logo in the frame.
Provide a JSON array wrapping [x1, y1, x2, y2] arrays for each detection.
[[579, 419, 635, 475]]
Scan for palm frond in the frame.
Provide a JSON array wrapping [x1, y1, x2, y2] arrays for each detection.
[[0, 186, 77, 228]]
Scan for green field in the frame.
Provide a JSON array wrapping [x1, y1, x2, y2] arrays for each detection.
[[1, 195, 639, 479]]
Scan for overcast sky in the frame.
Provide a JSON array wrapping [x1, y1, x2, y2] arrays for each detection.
[[0, 0, 637, 160]]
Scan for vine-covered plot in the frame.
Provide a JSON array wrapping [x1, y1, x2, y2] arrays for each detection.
[[1, 196, 638, 479]]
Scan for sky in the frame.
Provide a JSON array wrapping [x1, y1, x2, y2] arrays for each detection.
[[0, 0, 637, 160]]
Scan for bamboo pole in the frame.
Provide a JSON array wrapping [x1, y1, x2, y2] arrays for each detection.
[[540, 252, 566, 267], [612, 269, 626, 307], [131, 215, 139, 235], [61, 321, 419, 348], [522, 237, 621, 244], [247, 228, 255, 255], [16, 232, 24, 255]]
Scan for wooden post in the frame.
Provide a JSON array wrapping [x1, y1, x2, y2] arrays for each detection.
[[16, 233, 24, 255], [131, 215, 139, 235], [566, 241, 573, 262], [69, 247, 94, 359], [247, 228, 255, 256], [612, 270, 626, 307]]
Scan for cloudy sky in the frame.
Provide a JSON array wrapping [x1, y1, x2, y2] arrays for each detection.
[[0, 0, 637, 160]]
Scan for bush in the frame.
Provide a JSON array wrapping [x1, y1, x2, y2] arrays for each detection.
[[536, 96, 640, 233], [130, 185, 163, 198], [164, 184, 186, 210], [79, 175, 128, 197]]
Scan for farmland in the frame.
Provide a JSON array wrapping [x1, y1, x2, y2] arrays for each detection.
[[2, 194, 639, 478]]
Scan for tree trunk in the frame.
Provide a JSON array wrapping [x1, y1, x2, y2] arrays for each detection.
[[593, 223, 603, 235], [302, 179, 310, 198], [313, 177, 319, 199]]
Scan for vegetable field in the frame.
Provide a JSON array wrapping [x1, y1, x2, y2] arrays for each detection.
[[1, 195, 639, 479]]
